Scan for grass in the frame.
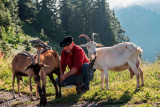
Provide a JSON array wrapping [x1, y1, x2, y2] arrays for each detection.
[[0, 58, 160, 106]]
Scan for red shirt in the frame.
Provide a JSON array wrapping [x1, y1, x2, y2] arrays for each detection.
[[61, 45, 89, 75]]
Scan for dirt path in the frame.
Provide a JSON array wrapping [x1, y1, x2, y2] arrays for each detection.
[[0, 90, 99, 107], [0, 90, 38, 107]]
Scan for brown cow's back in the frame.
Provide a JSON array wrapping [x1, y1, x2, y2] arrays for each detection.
[[12, 54, 32, 75], [35, 50, 61, 75]]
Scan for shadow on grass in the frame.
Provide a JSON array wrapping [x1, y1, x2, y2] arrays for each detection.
[[46, 88, 141, 106], [96, 89, 140, 107], [36, 87, 142, 106], [45, 89, 134, 107], [47, 92, 85, 105]]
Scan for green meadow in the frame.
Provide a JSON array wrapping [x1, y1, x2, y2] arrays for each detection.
[[0, 58, 160, 107]]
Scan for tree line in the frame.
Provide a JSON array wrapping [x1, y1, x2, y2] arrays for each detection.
[[0, 0, 129, 55]]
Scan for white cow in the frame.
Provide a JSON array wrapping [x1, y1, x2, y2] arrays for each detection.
[[79, 33, 144, 90]]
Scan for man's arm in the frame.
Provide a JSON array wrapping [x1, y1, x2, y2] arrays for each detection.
[[61, 50, 67, 74], [60, 67, 77, 82]]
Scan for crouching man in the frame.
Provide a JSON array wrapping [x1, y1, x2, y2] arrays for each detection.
[[57, 36, 95, 93]]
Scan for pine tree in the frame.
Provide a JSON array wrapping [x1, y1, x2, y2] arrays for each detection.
[[59, 0, 71, 35], [91, 0, 116, 46], [9, 0, 21, 32], [18, 0, 36, 23], [67, 0, 94, 44], [0, 0, 12, 28], [34, 0, 55, 37], [34, 0, 64, 41], [68, 0, 83, 40], [110, 10, 129, 43], [0, 0, 21, 32], [40, 28, 47, 40]]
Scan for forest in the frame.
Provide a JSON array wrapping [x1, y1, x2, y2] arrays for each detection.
[[0, 0, 129, 56]]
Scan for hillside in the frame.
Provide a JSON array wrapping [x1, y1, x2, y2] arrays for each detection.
[[115, 6, 160, 62], [0, 59, 160, 106]]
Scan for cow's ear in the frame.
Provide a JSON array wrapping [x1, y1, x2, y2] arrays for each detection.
[[96, 43, 103, 47], [45, 41, 49, 44]]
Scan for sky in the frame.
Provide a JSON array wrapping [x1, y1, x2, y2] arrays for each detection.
[[107, 0, 160, 14]]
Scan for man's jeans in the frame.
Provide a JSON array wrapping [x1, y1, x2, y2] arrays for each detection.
[[56, 63, 94, 89]]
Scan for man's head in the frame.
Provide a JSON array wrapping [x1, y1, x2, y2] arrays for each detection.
[[60, 36, 74, 53]]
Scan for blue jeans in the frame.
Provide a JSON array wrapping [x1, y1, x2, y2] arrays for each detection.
[[56, 63, 94, 89]]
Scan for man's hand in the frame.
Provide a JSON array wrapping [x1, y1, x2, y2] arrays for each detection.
[[60, 74, 66, 83], [60, 68, 77, 83]]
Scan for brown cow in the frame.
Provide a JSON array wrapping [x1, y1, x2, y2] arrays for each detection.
[[25, 40, 62, 106], [12, 52, 38, 100]]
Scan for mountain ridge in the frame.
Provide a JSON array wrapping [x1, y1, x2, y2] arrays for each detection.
[[115, 6, 160, 61]]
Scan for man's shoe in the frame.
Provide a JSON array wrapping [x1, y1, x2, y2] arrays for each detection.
[[76, 83, 83, 94], [81, 85, 89, 92], [76, 84, 89, 94]]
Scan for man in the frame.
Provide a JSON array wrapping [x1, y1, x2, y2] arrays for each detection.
[[59, 36, 94, 93]]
